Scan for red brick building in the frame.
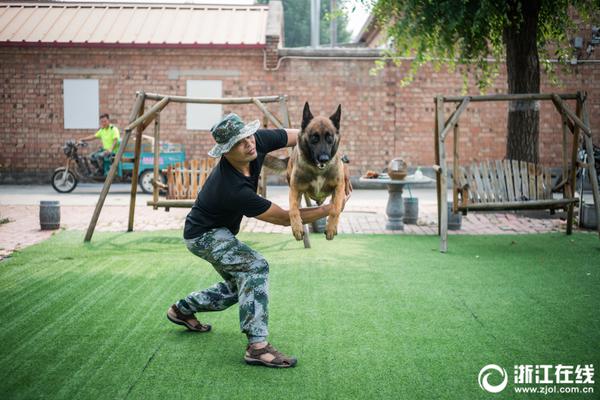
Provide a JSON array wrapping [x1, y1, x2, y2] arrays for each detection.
[[1, 1, 599, 183]]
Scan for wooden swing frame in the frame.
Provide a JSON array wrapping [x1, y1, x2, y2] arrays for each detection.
[[84, 91, 314, 248], [434, 91, 600, 253]]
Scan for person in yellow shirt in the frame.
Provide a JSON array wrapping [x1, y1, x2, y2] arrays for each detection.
[[81, 113, 120, 175]]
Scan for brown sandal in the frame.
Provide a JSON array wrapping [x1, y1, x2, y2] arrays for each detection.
[[244, 343, 297, 368], [166, 304, 211, 332]]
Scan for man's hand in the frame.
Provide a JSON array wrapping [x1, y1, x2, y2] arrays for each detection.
[[102, 150, 112, 157]]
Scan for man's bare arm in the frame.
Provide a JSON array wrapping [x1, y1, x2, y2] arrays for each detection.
[[284, 129, 299, 147], [255, 202, 331, 227], [80, 134, 97, 142]]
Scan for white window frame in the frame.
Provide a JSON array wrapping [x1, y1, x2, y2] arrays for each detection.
[[63, 79, 99, 129], [186, 80, 223, 130]]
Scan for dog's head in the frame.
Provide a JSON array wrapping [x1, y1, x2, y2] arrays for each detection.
[[299, 102, 341, 170]]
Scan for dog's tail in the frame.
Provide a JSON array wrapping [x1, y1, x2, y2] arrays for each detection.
[[263, 154, 289, 173]]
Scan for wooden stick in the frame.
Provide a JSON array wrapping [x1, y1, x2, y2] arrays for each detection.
[[443, 93, 578, 103], [302, 194, 312, 249], [84, 92, 145, 242], [147, 199, 195, 208], [128, 95, 146, 232], [142, 93, 281, 104], [440, 97, 470, 140]]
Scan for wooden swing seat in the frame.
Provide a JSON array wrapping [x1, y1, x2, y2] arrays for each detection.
[[454, 159, 578, 214]]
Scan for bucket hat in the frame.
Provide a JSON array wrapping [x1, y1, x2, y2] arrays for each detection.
[[208, 113, 260, 158]]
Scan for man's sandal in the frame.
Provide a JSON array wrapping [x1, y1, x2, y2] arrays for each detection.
[[244, 343, 297, 368], [166, 304, 211, 332]]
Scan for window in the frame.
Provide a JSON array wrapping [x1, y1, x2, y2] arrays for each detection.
[[63, 79, 99, 129], [186, 80, 222, 130]]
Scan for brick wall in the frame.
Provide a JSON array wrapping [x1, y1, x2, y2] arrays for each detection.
[[1, 46, 598, 183]]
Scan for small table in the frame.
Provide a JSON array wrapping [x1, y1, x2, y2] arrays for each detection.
[[359, 174, 435, 230]]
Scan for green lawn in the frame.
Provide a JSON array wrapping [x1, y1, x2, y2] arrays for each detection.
[[0, 231, 598, 400]]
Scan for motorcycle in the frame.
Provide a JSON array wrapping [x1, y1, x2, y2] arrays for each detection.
[[552, 142, 600, 192], [51, 140, 119, 193], [51, 139, 172, 194]]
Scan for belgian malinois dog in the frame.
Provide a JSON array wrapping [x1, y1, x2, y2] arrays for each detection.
[[287, 102, 345, 240]]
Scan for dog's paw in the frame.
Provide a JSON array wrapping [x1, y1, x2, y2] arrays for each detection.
[[325, 227, 337, 240], [292, 224, 304, 241]]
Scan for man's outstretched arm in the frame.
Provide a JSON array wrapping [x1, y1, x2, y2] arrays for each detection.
[[284, 129, 299, 147], [255, 202, 330, 227]]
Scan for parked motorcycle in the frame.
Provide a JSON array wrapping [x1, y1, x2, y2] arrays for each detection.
[[553, 142, 600, 192], [51, 140, 119, 193]]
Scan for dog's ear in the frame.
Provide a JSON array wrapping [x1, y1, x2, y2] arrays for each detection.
[[329, 104, 341, 131], [301, 102, 313, 131]]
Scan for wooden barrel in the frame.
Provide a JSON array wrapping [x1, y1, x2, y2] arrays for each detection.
[[40, 201, 60, 230]]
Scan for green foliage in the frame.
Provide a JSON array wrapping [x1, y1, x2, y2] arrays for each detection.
[[258, 0, 352, 47], [371, 0, 599, 91]]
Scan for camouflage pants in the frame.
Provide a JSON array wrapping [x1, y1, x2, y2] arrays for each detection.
[[177, 228, 269, 341]]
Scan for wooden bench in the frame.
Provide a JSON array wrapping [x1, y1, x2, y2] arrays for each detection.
[[453, 159, 578, 213]]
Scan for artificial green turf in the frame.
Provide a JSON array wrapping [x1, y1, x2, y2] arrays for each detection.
[[0, 231, 598, 400]]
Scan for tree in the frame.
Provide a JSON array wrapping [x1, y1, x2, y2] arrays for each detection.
[[258, 0, 352, 47], [372, 0, 598, 163]]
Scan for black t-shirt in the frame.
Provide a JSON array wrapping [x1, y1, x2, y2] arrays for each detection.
[[183, 129, 288, 239]]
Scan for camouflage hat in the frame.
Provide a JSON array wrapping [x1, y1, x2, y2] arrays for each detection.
[[208, 113, 260, 158]]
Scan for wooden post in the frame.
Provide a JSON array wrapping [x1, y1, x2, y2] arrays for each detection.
[[453, 122, 459, 213], [279, 96, 291, 128], [434, 99, 441, 236], [84, 92, 145, 242], [252, 97, 284, 128], [152, 112, 160, 210], [128, 95, 147, 232], [565, 96, 583, 234], [436, 96, 448, 252], [85, 130, 132, 242], [581, 95, 600, 238], [561, 112, 568, 185], [440, 97, 469, 140]]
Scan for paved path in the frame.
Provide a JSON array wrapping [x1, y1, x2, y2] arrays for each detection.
[[0, 183, 590, 260]]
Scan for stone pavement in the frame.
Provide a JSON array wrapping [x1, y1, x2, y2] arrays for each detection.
[[0, 183, 587, 260]]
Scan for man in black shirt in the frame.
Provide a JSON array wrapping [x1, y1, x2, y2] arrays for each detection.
[[167, 113, 350, 368]]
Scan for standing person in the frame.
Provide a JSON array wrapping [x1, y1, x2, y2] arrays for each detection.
[[166, 113, 351, 368], [80, 113, 120, 175]]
